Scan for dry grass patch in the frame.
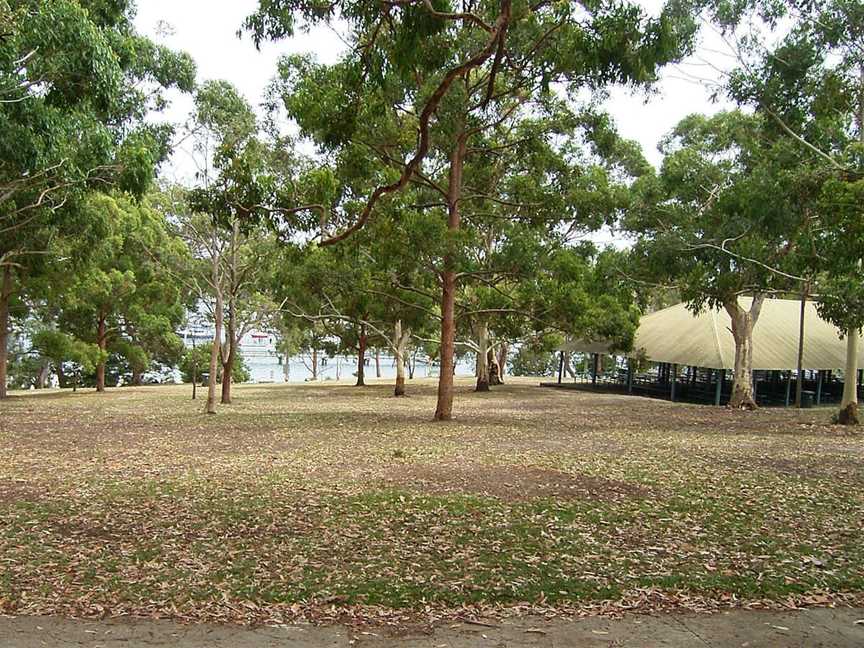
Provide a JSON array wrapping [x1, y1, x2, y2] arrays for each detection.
[[0, 378, 862, 625]]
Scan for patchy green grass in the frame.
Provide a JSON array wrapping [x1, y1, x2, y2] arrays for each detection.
[[0, 378, 862, 624]]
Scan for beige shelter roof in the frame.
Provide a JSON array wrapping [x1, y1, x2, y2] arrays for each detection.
[[569, 297, 863, 371]]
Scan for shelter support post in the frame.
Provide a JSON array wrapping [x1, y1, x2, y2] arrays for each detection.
[[785, 371, 792, 407], [816, 370, 823, 405], [670, 364, 677, 402], [714, 369, 723, 406], [795, 286, 807, 408], [627, 358, 633, 394]]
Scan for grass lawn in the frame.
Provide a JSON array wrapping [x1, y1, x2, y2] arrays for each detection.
[[0, 378, 862, 624]]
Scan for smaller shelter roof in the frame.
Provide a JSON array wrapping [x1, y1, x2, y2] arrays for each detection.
[[568, 298, 864, 371]]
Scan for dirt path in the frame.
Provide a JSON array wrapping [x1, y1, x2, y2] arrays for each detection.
[[1, 608, 862, 647]]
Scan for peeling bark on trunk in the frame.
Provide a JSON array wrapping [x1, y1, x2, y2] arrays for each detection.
[[356, 322, 367, 387], [206, 292, 223, 414], [221, 222, 240, 405], [838, 328, 859, 424], [496, 343, 508, 384], [220, 302, 236, 405], [394, 320, 410, 397], [206, 242, 223, 415], [435, 132, 467, 420], [475, 319, 490, 392], [0, 266, 11, 399], [36, 362, 50, 389], [488, 349, 502, 386], [95, 314, 107, 393], [724, 295, 765, 410]]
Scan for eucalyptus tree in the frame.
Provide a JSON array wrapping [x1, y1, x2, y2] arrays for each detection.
[[626, 111, 811, 409], [48, 193, 188, 392], [0, 0, 194, 398], [28, 329, 101, 391], [528, 244, 641, 357], [246, 0, 697, 419], [715, 0, 864, 421], [180, 81, 306, 410]]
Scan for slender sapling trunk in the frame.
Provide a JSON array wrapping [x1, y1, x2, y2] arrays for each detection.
[[95, 314, 107, 393], [0, 265, 11, 399], [356, 322, 367, 386]]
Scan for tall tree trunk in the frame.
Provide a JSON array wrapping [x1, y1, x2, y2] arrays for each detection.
[[95, 314, 107, 393], [57, 361, 66, 389], [838, 66, 864, 424], [408, 350, 416, 380], [497, 343, 508, 383], [724, 295, 765, 410], [206, 292, 223, 414], [311, 348, 318, 381], [36, 361, 50, 389], [375, 348, 381, 378], [838, 328, 859, 424], [475, 319, 490, 392], [394, 320, 410, 397], [221, 222, 239, 405], [0, 265, 11, 399], [435, 132, 467, 420], [131, 367, 143, 387], [206, 236, 223, 415], [221, 302, 236, 404], [356, 322, 367, 386]]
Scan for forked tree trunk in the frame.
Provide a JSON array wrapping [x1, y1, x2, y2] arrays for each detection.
[[0, 265, 11, 399], [221, 223, 239, 405], [435, 132, 467, 420], [838, 328, 859, 424], [206, 283, 223, 415], [356, 322, 367, 387], [95, 314, 107, 393], [475, 319, 490, 392], [393, 320, 411, 397], [204, 225, 224, 413], [408, 351, 416, 380], [724, 294, 765, 410], [220, 303, 236, 405]]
